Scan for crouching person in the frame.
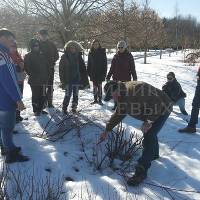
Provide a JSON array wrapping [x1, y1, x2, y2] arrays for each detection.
[[100, 81, 172, 186], [162, 72, 188, 115], [24, 39, 49, 116], [0, 29, 29, 163], [59, 41, 88, 114]]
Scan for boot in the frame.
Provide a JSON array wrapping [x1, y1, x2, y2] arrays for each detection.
[[72, 108, 77, 114], [5, 149, 29, 164], [153, 155, 159, 160], [98, 99, 103, 106], [62, 109, 68, 115], [72, 103, 77, 114], [90, 96, 98, 105], [1, 146, 21, 156], [178, 126, 196, 133], [127, 164, 147, 186], [62, 105, 68, 115], [48, 104, 54, 108], [90, 100, 98, 105], [16, 115, 24, 123], [34, 112, 40, 116], [48, 99, 54, 108], [41, 110, 48, 115], [181, 110, 188, 116], [112, 102, 117, 110]]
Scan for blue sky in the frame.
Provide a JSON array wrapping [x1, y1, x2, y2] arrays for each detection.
[[138, 0, 200, 22]]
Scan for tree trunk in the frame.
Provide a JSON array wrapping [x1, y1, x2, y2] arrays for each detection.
[[144, 49, 147, 64]]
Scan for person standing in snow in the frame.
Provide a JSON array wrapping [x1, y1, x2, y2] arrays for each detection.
[[162, 72, 188, 115], [10, 41, 26, 123], [59, 40, 89, 114], [37, 29, 59, 108], [24, 38, 49, 116], [87, 39, 107, 105], [179, 66, 200, 133], [106, 41, 137, 110], [0, 28, 29, 163], [100, 80, 172, 186]]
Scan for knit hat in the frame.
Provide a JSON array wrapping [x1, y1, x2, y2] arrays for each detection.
[[38, 29, 48, 35], [167, 72, 175, 78], [117, 40, 127, 49]]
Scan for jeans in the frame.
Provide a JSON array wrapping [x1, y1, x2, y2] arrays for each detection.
[[138, 112, 171, 172], [0, 109, 17, 151], [188, 80, 200, 128], [175, 98, 188, 115], [63, 83, 79, 110]]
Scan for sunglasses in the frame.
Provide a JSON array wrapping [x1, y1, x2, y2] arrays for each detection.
[[118, 47, 124, 49], [33, 44, 39, 47]]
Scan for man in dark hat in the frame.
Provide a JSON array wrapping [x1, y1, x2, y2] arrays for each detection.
[[0, 28, 29, 163], [100, 81, 172, 186], [38, 29, 59, 108]]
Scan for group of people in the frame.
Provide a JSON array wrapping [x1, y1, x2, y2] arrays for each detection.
[[0, 27, 199, 187]]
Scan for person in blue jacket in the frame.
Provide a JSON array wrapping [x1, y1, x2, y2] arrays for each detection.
[[0, 28, 29, 163]]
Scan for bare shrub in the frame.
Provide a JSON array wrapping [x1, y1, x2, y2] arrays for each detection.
[[0, 165, 66, 200], [106, 123, 142, 167]]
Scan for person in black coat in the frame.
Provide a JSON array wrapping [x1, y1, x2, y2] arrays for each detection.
[[59, 40, 89, 114], [162, 72, 188, 115], [38, 29, 59, 108], [24, 39, 49, 116], [87, 39, 107, 105]]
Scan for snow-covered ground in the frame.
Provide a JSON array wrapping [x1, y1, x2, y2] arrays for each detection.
[[2, 51, 200, 200]]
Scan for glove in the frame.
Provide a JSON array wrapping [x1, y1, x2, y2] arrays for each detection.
[[141, 121, 152, 134]]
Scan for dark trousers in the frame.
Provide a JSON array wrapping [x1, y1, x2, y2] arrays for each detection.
[[16, 83, 24, 119], [93, 81, 102, 101], [46, 69, 54, 106], [30, 85, 47, 113], [188, 80, 200, 128], [63, 84, 79, 110], [138, 112, 170, 172]]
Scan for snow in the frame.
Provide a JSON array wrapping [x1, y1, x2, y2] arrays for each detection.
[[1, 50, 200, 199]]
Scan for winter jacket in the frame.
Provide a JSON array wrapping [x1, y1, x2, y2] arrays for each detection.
[[39, 40, 59, 68], [106, 81, 172, 132], [87, 48, 107, 82], [59, 52, 89, 89], [0, 44, 22, 111], [10, 51, 25, 84], [162, 78, 186, 102], [106, 50, 137, 81], [24, 51, 49, 85]]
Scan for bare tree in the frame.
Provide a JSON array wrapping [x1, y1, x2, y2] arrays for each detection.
[[30, 0, 112, 44]]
